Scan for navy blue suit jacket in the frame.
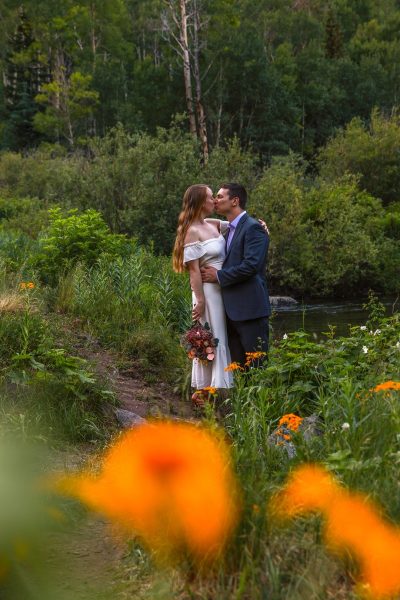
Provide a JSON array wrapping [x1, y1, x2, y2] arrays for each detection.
[[217, 213, 271, 321]]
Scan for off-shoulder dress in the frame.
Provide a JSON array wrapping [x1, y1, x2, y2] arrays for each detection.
[[183, 226, 233, 390]]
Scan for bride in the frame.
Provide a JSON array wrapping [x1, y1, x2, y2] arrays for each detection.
[[172, 184, 233, 404]]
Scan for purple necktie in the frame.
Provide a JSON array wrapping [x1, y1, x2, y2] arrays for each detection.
[[226, 223, 235, 250]]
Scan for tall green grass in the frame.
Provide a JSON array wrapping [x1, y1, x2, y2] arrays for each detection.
[[55, 252, 192, 378]]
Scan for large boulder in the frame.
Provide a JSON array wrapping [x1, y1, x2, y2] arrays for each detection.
[[114, 408, 146, 428], [270, 296, 298, 308]]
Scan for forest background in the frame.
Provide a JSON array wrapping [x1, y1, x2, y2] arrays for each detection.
[[0, 0, 400, 297]]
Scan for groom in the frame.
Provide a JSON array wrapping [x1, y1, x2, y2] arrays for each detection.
[[201, 183, 271, 366]]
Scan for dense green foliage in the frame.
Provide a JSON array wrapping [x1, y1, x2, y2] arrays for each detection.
[[0, 115, 399, 296], [1, 2, 400, 297], [33, 207, 131, 284], [2, 0, 400, 159]]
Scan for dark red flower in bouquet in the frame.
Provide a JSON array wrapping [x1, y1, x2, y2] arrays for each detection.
[[181, 321, 219, 363]]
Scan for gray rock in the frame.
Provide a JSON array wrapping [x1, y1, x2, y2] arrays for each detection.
[[270, 296, 298, 308], [114, 408, 146, 428], [299, 414, 323, 441]]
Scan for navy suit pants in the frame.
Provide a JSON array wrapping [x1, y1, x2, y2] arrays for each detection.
[[226, 316, 269, 367]]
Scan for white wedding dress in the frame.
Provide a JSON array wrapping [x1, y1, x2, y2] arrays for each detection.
[[183, 232, 233, 389]]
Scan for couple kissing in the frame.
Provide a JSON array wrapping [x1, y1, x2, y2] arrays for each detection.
[[173, 183, 271, 405]]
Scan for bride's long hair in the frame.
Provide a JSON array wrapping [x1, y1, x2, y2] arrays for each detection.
[[172, 184, 209, 273]]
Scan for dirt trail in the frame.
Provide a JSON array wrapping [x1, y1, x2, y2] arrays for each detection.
[[74, 330, 197, 421], [44, 331, 196, 599]]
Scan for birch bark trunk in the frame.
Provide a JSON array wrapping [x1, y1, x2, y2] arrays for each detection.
[[179, 0, 197, 136], [192, 0, 208, 162]]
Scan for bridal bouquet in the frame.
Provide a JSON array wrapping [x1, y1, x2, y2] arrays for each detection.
[[181, 321, 219, 363]]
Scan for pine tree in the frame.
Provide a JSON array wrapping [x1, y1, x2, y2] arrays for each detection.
[[2, 6, 48, 149], [325, 6, 343, 59]]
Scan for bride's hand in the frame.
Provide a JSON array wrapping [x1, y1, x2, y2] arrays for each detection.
[[192, 300, 205, 321], [258, 219, 269, 235]]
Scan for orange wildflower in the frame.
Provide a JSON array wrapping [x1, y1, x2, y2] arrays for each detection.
[[224, 362, 243, 372], [59, 422, 240, 563], [278, 413, 303, 431], [371, 381, 400, 392], [326, 493, 400, 598], [244, 351, 266, 366], [269, 464, 400, 598], [19, 282, 35, 290], [269, 465, 339, 519], [202, 386, 217, 395], [274, 413, 303, 442]]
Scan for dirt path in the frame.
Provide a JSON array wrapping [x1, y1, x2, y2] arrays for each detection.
[[43, 331, 197, 599], [73, 330, 197, 421]]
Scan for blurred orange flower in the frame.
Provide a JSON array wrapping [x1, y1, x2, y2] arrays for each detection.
[[269, 465, 338, 518], [59, 422, 240, 563], [371, 381, 400, 392], [202, 386, 217, 395], [269, 464, 400, 598], [326, 493, 400, 598]]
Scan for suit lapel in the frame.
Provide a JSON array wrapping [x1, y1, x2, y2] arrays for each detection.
[[224, 213, 248, 260]]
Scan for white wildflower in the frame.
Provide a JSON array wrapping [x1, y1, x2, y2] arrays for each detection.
[[373, 329, 381, 336], [396, 341, 400, 349], [362, 346, 368, 354], [341, 422, 350, 431], [283, 334, 288, 340], [360, 326, 367, 331]]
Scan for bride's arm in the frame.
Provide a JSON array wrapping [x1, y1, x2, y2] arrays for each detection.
[[186, 260, 205, 320]]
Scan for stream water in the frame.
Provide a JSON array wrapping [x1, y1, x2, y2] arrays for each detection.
[[272, 297, 399, 340]]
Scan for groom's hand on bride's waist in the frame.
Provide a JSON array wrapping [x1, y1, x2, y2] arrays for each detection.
[[200, 266, 219, 283]]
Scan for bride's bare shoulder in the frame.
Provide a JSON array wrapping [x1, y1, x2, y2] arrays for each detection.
[[204, 218, 220, 226], [184, 225, 201, 245]]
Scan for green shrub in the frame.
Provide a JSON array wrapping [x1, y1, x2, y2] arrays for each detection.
[[33, 208, 132, 284], [252, 156, 393, 296], [0, 126, 260, 255], [318, 108, 400, 205]]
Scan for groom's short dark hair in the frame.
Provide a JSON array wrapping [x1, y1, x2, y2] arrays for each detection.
[[221, 183, 247, 209]]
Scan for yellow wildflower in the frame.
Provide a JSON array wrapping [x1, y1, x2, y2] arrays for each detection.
[[19, 282, 35, 290]]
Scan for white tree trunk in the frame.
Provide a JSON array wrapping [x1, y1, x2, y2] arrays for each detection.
[[179, 0, 197, 136], [193, 0, 208, 162]]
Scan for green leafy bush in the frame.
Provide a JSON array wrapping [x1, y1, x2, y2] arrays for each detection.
[[318, 109, 400, 205], [33, 207, 132, 284], [251, 156, 395, 296]]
